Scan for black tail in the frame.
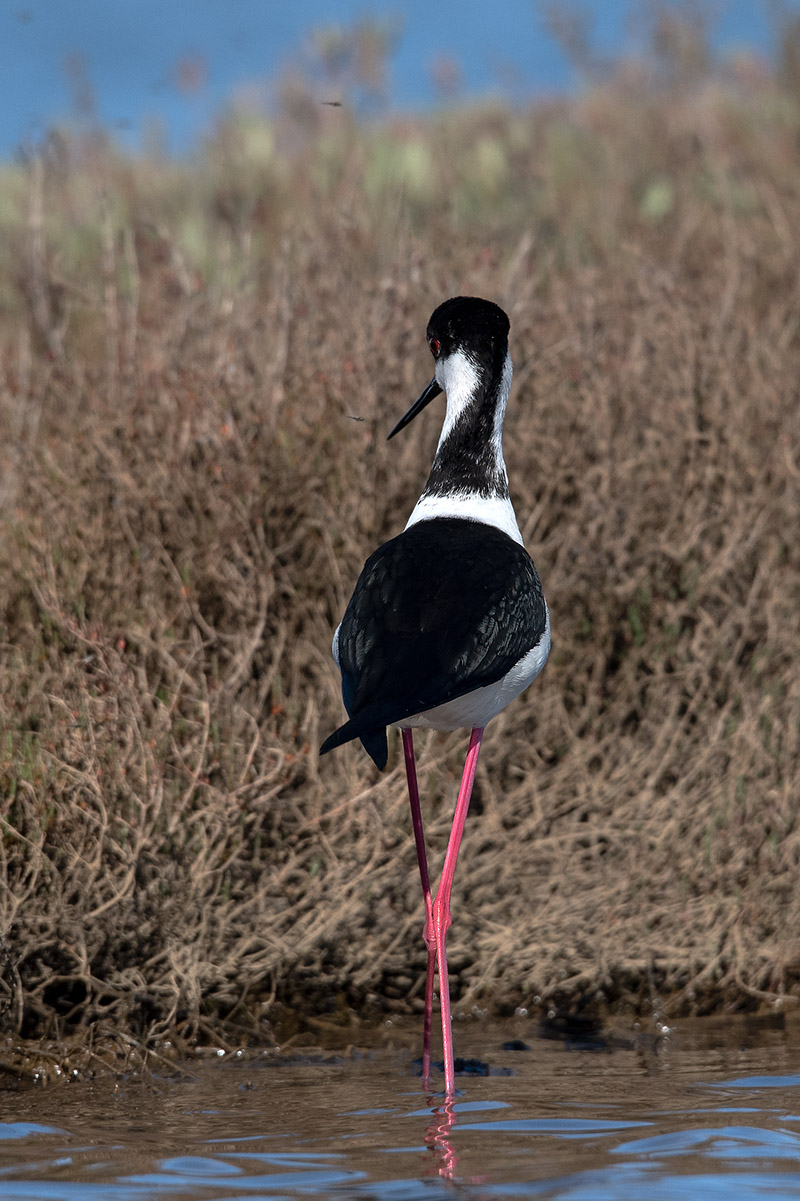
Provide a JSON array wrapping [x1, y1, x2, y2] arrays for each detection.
[[320, 720, 388, 770]]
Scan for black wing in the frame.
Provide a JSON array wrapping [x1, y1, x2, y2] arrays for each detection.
[[320, 517, 547, 769]]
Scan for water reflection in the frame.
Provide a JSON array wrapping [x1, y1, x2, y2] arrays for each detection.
[[0, 1018, 799, 1199], [423, 1096, 458, 1180]]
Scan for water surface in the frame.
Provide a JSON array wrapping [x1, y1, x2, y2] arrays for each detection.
[[2, 1015, 800, 1199]]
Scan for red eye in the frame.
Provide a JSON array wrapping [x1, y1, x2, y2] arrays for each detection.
[[429, 337, 440, 356]]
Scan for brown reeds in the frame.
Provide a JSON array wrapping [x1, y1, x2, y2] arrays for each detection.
[[1, 47, 800, 1047]]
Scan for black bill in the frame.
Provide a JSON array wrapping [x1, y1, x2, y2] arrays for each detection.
[[387, 377, 443, 440]]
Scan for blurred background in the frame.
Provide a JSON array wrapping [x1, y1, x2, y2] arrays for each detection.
[[3, 0, 800, 1047], [4, 1, 800, 157]]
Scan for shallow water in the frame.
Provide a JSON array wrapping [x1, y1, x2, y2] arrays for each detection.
[[2, 1016, 800, 1199]]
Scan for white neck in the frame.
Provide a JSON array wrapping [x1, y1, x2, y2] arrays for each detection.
[[405, 492, 523, 543], [434, 349, 480, 448], [405, 348, 522, 544]]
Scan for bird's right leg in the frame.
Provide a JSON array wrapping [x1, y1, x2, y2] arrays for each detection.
[[432, 725, 484, 1095], [402, 728, 436, 1086]]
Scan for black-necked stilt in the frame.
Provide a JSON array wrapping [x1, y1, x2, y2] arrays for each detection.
[[320, 296, 550, 1094]]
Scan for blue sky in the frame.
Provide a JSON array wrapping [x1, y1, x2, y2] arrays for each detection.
[[2, 1, 797, 158]]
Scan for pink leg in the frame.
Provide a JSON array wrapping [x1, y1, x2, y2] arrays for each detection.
[[402, 728, 436, 1086], [432, 726, 484, 1095]]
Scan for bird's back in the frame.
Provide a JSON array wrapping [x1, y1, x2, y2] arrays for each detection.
[[321, 516, 547, 767]]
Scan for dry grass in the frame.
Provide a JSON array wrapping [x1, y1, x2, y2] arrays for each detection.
[[1, 45, 800, 1047]]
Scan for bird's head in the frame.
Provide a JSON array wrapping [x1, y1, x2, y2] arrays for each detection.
[[388, 296, 511, 440]]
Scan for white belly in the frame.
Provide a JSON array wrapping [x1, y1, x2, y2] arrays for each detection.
[[393, 603, 551, 732]]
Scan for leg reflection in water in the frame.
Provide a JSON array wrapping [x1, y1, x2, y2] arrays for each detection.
[[421, 1096, 490, 1184], [423, 1096, 457, 1180]]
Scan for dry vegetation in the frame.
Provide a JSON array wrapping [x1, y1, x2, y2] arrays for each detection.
[[1, 22, 800, 1051]]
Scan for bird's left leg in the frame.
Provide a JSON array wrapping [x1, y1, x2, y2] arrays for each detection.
[[402, 728, 436, 1086]]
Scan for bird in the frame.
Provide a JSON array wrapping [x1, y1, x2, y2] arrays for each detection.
[[320, 296, 550, 1094]]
